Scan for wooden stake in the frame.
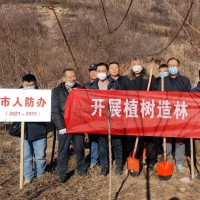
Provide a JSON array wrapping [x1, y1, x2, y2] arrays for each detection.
[[190, 138, 195, 179], [107, 105, 112, 200], [20, 121, 25, 189]]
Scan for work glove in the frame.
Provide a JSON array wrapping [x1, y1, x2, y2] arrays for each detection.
[[59, 128, 67, 135]]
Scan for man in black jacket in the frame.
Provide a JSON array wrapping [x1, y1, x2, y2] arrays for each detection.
[[51, 68, 87, 183], [108, 62, 124, 86], [157, 57, 191, 172], [19, 74, 47, 185], [121, 56, 157, 172], [88, 63, 123, 176]]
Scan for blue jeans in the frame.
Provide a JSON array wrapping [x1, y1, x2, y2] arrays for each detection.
[[19, 138, 47, 179], [89, 135, 99, 165], [98, 135, 122, 168]]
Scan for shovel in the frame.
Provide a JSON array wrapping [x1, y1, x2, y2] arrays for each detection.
[[157, 70, 174, 180], [127, 136, 140, 177], [127, 67, 154, 177]]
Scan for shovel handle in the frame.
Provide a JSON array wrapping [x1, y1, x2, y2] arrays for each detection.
[[132, 136, 139, 158]]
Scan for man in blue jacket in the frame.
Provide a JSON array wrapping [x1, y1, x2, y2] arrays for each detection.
[[19, 74, 47, 185], [88, 63, 123, 176]]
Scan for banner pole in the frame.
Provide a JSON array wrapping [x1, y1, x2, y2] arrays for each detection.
[[20, 121, 25, 189]]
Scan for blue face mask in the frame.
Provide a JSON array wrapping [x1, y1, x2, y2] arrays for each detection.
[[25, 86, 35, 89], [168, 67, 178, 75], [158, 72, 168, 78], [66, 82, 75, 88]]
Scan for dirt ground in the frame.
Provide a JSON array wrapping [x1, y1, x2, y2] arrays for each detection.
[[0, 123, 200, 200]]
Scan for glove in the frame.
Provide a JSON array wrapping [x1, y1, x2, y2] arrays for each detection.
[[59, 128, 67, 135]]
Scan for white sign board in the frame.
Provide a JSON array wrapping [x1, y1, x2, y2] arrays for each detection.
[[0, 89, 51, 122]]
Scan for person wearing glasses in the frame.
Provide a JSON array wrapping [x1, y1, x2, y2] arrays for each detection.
[[157, 58, 191, 172]]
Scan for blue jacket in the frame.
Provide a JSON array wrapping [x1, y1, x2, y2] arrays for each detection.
[[88, 76, 120, 90], [191, 81, 200, 92]]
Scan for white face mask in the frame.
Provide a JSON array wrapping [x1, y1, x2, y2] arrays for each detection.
[[132, 65, 143, 73], [97, 73, 107, 80]]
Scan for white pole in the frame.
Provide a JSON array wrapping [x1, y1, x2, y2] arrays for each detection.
[[20, 121, 25, 189]]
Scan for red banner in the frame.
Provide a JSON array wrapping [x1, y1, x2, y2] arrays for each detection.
[[64, 89, 200, 138]]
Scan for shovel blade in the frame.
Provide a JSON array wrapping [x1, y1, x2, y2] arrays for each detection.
[[127, 157, 140, 176], [157, 161, 174, 180]]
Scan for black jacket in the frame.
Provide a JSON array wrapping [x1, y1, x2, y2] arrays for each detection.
[[88, 76, 120, 90], [51, 82, 80, 131], [157, 74, 191, 92], [121, 68, 157, 91]]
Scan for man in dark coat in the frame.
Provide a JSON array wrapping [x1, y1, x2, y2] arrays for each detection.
[[19, 74, 47, 185], [51, 68, 87, 184], [85, 64, 99, 168], [121, 56, 157, 172], [88, 63, 123, 176], [157, 57, 191, 172], [108, 62, 124, 86]]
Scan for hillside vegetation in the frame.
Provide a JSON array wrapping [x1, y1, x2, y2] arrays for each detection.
[[0, 0, 200, 87]]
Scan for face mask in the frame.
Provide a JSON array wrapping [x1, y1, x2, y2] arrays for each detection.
[[66, 82, 75, 88], [132, 65, 143, 73], [25, 86, 35, 89], [97, 73, 107, 80], [168, 67, 178, 75], [158, 72, 168, 78]]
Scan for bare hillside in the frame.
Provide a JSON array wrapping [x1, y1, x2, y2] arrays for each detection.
[[0, 0, 200, 86]]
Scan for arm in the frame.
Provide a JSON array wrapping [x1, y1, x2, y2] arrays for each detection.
[[185, 77, 191, 92], [51, 89, 66, 131]]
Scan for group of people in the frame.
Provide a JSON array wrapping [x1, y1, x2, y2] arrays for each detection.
[[18, 56, 200, 185]]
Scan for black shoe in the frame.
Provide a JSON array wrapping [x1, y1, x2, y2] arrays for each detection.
[[115, 166, 122, 175], [146, 164, 154, 172], [78, 171, 88, 177], [58, 175, 68, 184], [100, 167, 108, 176]]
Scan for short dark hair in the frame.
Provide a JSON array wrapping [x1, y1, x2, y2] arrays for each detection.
[[158, 64, 167, 69], [131, 56, 144, 64], [96, 63, 109, 70], [62, 68, 74, 76], [109, 62, 119, 67], [199, 69, 200, 77], [167, 58, 180, 66], [22, 74, 36, 83]]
